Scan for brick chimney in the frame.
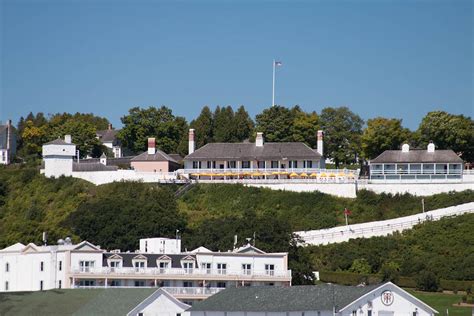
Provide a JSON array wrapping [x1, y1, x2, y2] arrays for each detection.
[[317, 130, 324, 156], [6, 119, 11, 151], [148, 138, 156, 155], [188, 129, 195, 154], [256, 132, 264, 147]]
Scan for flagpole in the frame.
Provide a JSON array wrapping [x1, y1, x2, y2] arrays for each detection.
[[272, 59, 275, 107], [345, 212, 348, 226]]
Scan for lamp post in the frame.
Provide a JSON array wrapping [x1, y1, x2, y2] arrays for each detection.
[[272, 60, 282, 106]]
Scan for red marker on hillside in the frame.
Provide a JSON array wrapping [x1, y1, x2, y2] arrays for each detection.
[[344, 208, 352, 226]]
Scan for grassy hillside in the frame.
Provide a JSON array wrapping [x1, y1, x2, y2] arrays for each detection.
[[1, 167, 473, 285], [177, 184, 474, 231]]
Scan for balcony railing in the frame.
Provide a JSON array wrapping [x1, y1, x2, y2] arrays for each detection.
[[370, 169, 462, 175], [73, 285, 225, 297], [72, 267, 292, 278]]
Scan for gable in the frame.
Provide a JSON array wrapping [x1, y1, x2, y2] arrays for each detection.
[[127, 289, 190, 316], [74, 241, 101, 252], [21, 243, 39, 253], [157, 255, 172, 261], [132, 254, 148, 260], [340, 282, 437, 314]]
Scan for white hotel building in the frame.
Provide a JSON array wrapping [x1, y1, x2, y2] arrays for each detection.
[[0, 237, 291, 305]]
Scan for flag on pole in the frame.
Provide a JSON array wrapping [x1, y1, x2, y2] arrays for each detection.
[[275, 61, 282, 66], [343, 208, 352, 215]]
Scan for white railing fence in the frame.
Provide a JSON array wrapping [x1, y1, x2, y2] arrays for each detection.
[[296, 202, 474, 246]]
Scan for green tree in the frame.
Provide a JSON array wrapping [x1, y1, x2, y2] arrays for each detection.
[[118, 106, 188, 154], [233, 105, 254, 142], [319, 107, 364, 167], [255, 106, 296, 142], [190, 106, 214, 149], [291, 109, 319, 148], [417, 111, 474, 162], [66, 183, 187, 251], [349, 258, 372, 274], [213, 106, 235, 142], [50, 120, 100, 158], [416, 270, 440, 292], [379, 261, 400, 282], [361, 118, 412, 159]]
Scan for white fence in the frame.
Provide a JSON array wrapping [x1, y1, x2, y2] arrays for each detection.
[[295, 202, 474, 246]]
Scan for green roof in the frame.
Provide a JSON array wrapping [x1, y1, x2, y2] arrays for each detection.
[[189, 284, 379, 312], [0, 289, 156, 316]]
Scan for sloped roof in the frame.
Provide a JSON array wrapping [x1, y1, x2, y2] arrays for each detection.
[[185, 142, 322, 161], [371, 149, 463, 164], [0, 288, 158, 316], [0, 243, 25, 252], [131, 150, 178, 163], [103, 253, 195, 268], [97, 129, 119, 143], [73, 163, 118, 172], [189, 284, 379, 312], [44, 138, 75, 146]]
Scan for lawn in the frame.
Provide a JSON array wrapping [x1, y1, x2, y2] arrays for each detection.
[[407, 289, 472, 316]]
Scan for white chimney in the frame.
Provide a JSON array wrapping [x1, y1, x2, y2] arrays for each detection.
[[317, 130, 324, 156], [148, 138, 156, 155], [100, 153, 107, 165], [64, 135, 72, 144], [108, 123, 113, 130], [427, 142, 435, 153], [188, 129, 195, 154], [256, 132, 264, 147], [402, 144, 410, 153]]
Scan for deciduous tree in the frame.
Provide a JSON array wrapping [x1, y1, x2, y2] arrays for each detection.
[[361, 118, 411, 159]]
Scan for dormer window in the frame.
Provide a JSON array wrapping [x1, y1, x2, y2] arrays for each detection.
[[180, 256, 195, 274], [107, 254, 123, 272], [132, 255, 147, 272], [157, 255, 172, 273]]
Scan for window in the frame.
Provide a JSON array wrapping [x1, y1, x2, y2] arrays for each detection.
[[159, 261, 170, 273], [79, 261, 95, 272], [217, 282, 226, 288], [207, 161, 212, 168], [40, 261, 44, 271], [351, 311, 356, 316], [134, 280, 145, 287], [110, 280, 121, 287], [265, 264, 275, 275], [192, 161, 201, 169], [212, 161, 217, 169], [40, 281, 44, 291], [182, 262, 194, 273], [138, 313, 144, 316], [227, 161, 236, 169], [110, 260, 121, 272], [183, 281, 193, 288], [134, 261, 146, 272], [79, 280, 96, 287], [242, 264, 252, 275], [257, 161, 265, 168], [306, 160, 313, 168], [271, 161, 278, 168], [58, 261, 62, 271], [5, 281, 8, 291], [201, 262, 211, 274], [367, 311, 372, 316], [217, 263, 227, 274], [289, 160, 298, 168], [241, 161, 251, 169], [58, 280, 62, 289], [5, 263, 9, 272]]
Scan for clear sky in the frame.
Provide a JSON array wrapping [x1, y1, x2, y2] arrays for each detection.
[[1, 0, 472, 130]]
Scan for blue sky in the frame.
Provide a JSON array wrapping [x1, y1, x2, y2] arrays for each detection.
[[1, 0, 472, 130]]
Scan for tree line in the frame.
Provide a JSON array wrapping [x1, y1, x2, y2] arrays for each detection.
[[14, 105, 474, 164]]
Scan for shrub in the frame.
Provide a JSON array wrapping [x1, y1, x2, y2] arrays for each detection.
[[416, 271, 440, 292]]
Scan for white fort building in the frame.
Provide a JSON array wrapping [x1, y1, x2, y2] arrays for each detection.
[[0, 236, 291, 305]]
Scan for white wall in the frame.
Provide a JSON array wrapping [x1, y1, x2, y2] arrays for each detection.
[[296, 202, 474, 246], [360, 182, 474, 196], [71, 170, 178, 185], [44, 158, 73, 177], [137, 294, 188, 316]]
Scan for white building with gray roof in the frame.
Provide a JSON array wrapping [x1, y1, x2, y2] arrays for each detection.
[[183, 130, 329, 180], [369, 143, 463, 182], [188, 282, 438, 316]]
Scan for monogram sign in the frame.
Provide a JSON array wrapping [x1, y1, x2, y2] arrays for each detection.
[[381, 290, 394, 306]]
